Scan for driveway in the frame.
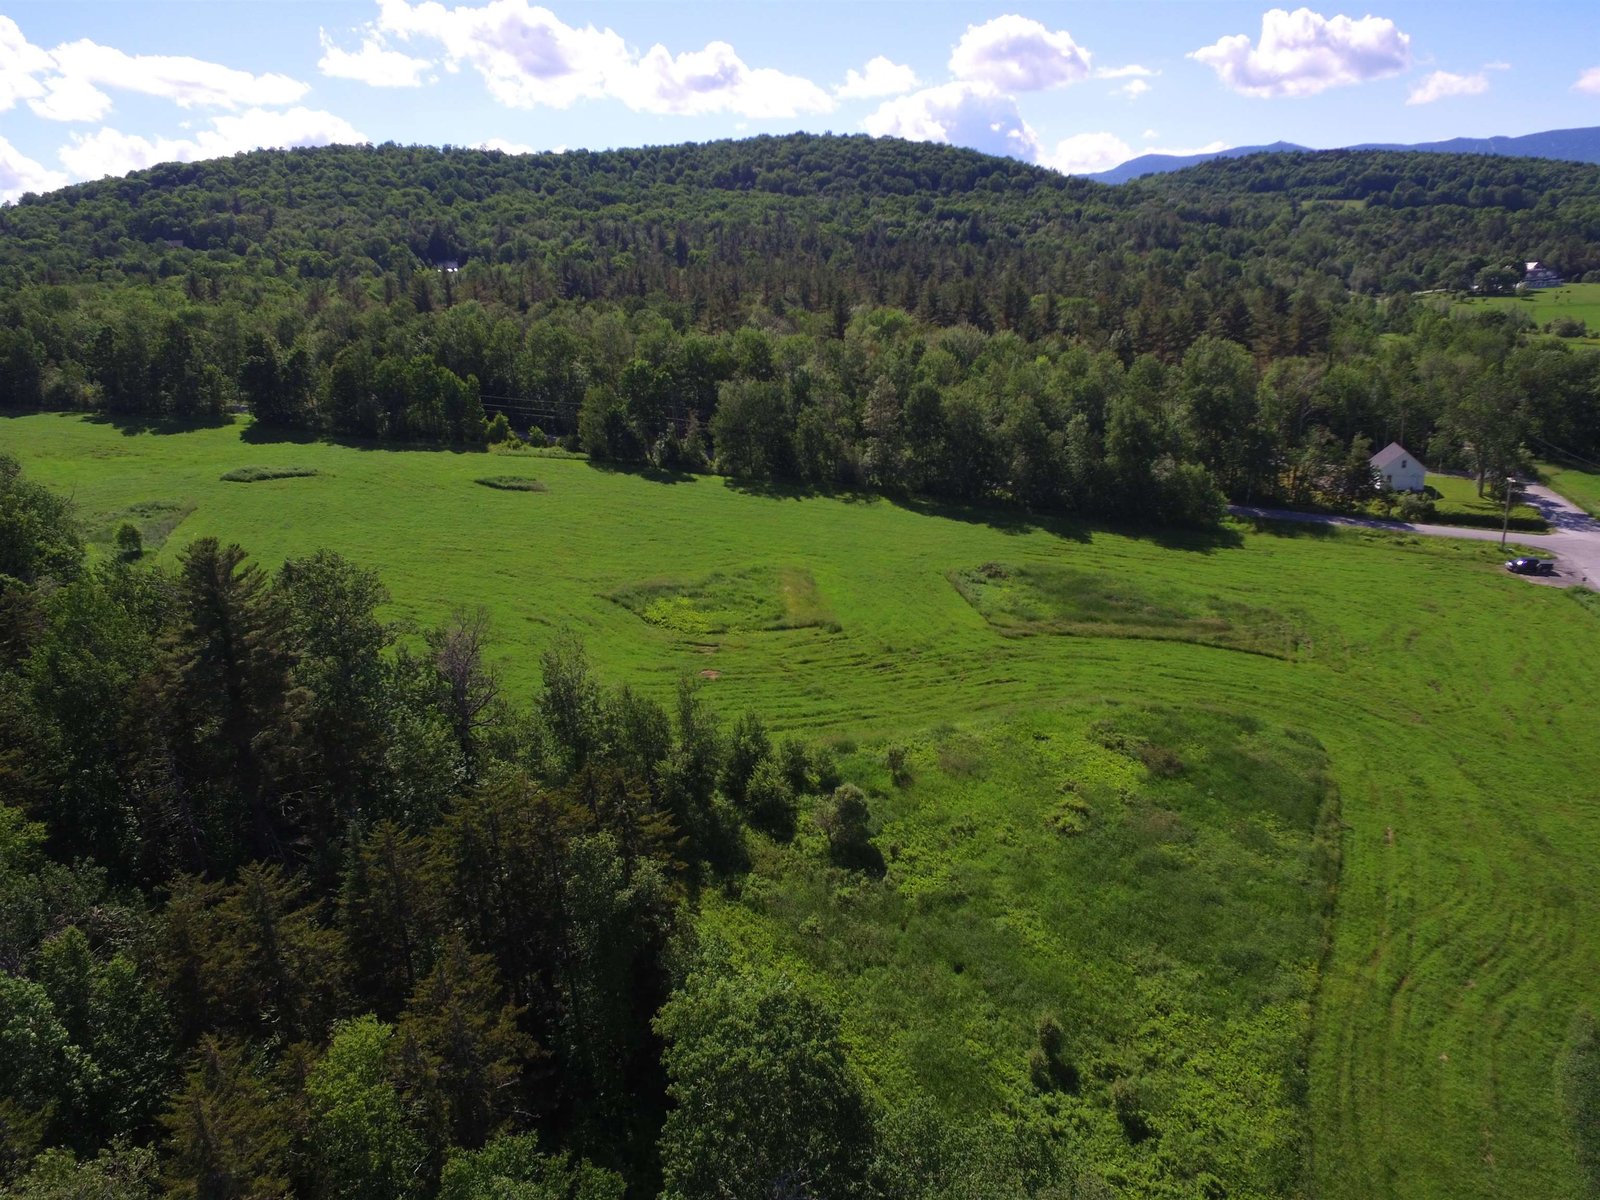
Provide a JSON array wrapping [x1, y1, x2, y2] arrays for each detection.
[[1230, 483, 1600, 589]]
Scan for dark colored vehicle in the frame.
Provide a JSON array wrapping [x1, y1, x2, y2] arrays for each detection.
[[1506, 557, 1557, 576]]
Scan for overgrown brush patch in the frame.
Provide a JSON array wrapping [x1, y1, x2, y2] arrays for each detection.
[[475, 475, 547, 491], [88, 498, 194, 556], [220, 465, 319, 482], [611, 567, 837, 637], [705, 705, 1341, 1200], [951, 562, 1311, 659]]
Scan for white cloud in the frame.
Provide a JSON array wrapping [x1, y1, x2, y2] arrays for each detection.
[[863, 81, 1040, 161], [836, 55, 918, 100], [0, 16, 311, 125], [0, 17, 52, 112], [59, 107, 366, 182], [319, 30, 433, 87], [621, 41, 832, 117], [1144, 139, 1230, 157], [29, 75, 112, 122], [1095, 64, 1155, 79], [1484, 61, 1510, 72], [1191, 7, 1411, 98], [1407, 70, 1487, 105], [0, 135, 68, 203], [1143, 128, 1159, 139], [1576, 66, 1600, 95], [1116, 79, 1151, 99], [1043, 132, 1132, 175], [477, 137, 534, 154], [377, 0, 829, 116], [46, 39, 309, 109], [948, 14, 1091, 91]]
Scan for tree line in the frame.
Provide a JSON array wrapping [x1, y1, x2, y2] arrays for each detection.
[[5, 137, 1600, 520], [0, 455, 1100, 1199]]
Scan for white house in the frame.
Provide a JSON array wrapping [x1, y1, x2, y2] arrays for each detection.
[[1370, 442, 1425, 493]]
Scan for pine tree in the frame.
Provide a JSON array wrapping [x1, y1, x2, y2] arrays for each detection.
[[160, 1037, 291, 1200]]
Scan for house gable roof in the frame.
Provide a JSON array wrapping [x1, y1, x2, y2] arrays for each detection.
[[1370, 441, 1420, 469]]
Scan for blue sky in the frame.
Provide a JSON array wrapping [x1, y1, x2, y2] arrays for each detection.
[[2, 1, 1599, 201]]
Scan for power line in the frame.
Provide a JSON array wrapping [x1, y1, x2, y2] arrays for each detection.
[[1528, 432, 1600, 474]]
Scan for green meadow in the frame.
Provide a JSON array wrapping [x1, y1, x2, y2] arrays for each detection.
[[1543, 462, 1600, 517], [6, 411, 1600, 1199], [1458, 282, 1600, 345]]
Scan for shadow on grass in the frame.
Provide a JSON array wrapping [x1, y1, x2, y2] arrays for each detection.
[[724, 476, 878, 505], [584, 458, 698, 485], [81, 411, 235, 436], [240, 422, 489, 453], [1233, 516, 1343, 539]]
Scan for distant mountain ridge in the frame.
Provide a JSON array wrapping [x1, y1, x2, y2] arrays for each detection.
[[1087, 125, 1600, 184]]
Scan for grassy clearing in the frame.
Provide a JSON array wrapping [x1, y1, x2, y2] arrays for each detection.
[[220, 464, 320, 482], [1422, 473, 1546, 531], [1541, 463, 1600, 517], [610, 566, 836, 637], [6, 412, 1600, 1198], [475, 475, 548, 492], [1457, 282, 1600, 346], [950, 560, 1311, 659]]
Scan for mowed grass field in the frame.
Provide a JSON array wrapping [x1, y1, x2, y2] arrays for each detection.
[[1457, 282, 1600, 346], [6, 412, 1600, 1198], [1543, 462, 1600, 518], [1424, 472, 1545, 529]]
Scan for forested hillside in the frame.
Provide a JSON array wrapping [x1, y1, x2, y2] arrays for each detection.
[[3, 133, 1600, 519]]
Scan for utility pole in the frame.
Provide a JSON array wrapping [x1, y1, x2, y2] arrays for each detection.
[[1500, 475, 1517, 548]]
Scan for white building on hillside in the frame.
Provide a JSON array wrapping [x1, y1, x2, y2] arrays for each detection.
[[1370, 442, 1425, 493]]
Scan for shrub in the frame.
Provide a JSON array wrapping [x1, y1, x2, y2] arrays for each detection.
[[114, 522, 143, 559], [1111, 1076, 1154, 1142], [885, 744, 911, 786], [744, 757, 795, 841], [1395, 492, 1437, 522], [818, 784, 883, 875], [485, 411, 511, 444]]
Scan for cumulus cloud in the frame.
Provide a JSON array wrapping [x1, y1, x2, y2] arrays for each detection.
[[1576, 66, 1600, 95], [1043, 132, 1133, 175], [948, 14, 1091, 91], [1191, 7, 1411, 98], [1116, 79, 1151, 99], [622, 41, 832, 117], [0, 135, 68, 202], [58, 107, 366, 182], [319, 30, 433, 87], [1407, 69, 1487, 105], [29, 75, 113, 122], [377, 0, 829, 116], [863, 81, 1040, 161], [836, 55, 918, 99], [0, 17, 52, 112]]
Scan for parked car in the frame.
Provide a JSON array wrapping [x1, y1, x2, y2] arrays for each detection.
[[1505, 557, 1556, 576]]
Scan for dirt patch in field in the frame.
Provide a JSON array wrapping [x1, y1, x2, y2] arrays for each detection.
[[699, 669, 721, 680]]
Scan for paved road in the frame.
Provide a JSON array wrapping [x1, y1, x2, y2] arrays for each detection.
[[1230, 483, 1600, 589]]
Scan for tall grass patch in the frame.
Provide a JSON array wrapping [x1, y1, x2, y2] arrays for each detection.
[[611, 566, 837, 637], [220, 465, 319, 482], [951, 561, 1310, 658]]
